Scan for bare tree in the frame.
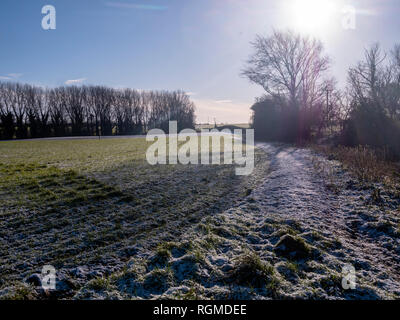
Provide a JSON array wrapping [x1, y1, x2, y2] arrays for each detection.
[[243, 30, 331, 141], [348, 43, 387, 108], [49, 88, 67, 136], [388, 44, 400, 119], [348, 43, 400, 120], [11, 84, 29, 139], [0, 83, 15, 139], [65, 86, 86, 136], [242, 29, 330, 109]]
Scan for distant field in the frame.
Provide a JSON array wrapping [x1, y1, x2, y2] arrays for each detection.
[[0, 138, 268, 299], [196, 123, 251, 130]]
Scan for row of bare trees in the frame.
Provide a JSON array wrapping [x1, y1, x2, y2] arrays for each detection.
[[0, 84, 196, 140], [243, 30, 400, 157]]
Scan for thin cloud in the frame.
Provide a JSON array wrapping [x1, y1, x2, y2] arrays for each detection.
[[215, 99, 233, 104], [65, 78, 87, 85], [105, 2, 168, 11], [0, 73, 23, 81], [7, 73, 23, 79]]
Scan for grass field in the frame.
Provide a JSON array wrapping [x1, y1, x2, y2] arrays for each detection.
[[0, 137, 268, 299], [195, 123, 251, 131]]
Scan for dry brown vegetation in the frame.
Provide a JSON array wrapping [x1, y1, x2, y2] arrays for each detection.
[[312, 144, 400, 185]]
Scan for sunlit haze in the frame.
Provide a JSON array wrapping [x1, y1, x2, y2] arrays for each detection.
[[1, 0, 399, 123]]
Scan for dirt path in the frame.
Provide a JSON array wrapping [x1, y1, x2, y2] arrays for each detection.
[[251, 143, 400, 297]]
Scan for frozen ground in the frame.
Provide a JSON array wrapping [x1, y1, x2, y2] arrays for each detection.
[[1, 142, 400, 299], [77, 143, 400, 300]]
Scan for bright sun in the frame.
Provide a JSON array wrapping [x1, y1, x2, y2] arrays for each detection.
[[286, 0, 339, 36]]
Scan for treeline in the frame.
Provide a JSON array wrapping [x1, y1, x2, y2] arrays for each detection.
[[342, 43, 400, 158], [244, 30, 400, 158], [0, 83, 196, 140]]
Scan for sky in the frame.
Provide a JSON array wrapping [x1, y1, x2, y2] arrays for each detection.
[[1, 0, 400, 123]]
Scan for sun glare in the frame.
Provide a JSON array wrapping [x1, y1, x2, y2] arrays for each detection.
[[286, 0, 339, 36]]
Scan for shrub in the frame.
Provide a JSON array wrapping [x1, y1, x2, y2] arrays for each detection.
[[251, 96, 322, 143], [340, 102, 400, 160], [316, 144, 399, 184]]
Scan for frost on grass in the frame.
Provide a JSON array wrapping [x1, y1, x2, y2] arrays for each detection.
[[1, 140, 400, 300], [80, 143, 400, 300], [0, 138, 269, 299]]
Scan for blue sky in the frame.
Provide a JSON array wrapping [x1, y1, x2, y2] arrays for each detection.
[[1, 0, 400, 123]]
